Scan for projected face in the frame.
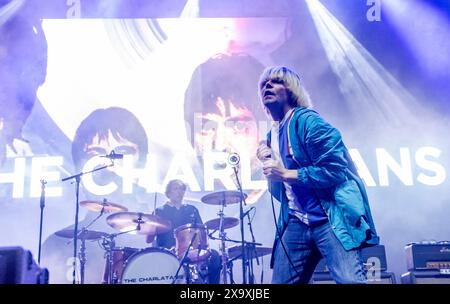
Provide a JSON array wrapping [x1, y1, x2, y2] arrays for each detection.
[[72, 107, 149, 178], [83, 129, 140, 171], [194, 97, 259, 159]]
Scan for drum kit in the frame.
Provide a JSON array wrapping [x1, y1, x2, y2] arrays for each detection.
[[54, 191, 271, 284]]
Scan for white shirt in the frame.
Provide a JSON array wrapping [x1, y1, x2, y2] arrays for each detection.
[[270, 109, 310, 225]]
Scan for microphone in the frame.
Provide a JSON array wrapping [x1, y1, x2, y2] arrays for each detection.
[[227, 152, 240, 166], [100, 150, 124, 160], [258, 140, 272, 161]]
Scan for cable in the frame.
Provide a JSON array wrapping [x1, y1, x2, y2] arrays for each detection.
[[249, 207, 257, 223], [269, 183, 301, 279]]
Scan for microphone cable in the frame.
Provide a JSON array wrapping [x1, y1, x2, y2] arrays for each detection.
[[259, 139, 300, 279], [269, 182, 301, 279]]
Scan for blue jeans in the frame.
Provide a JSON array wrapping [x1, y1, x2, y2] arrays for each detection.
[[272, 216, 367, 284]]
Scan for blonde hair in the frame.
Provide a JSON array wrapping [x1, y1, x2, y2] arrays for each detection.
[[258, 66, 312, 108]]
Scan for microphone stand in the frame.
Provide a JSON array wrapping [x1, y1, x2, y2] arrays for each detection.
[[37, 179, 47, 265], [61, 160, 114, 284], [232, 165, 247, 284], [172, 233, 197, 284], [245, 208, 259, 284]]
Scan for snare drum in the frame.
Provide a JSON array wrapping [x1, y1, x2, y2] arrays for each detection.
[[120, 247, 186, 284], [174, 224, 211, 263]]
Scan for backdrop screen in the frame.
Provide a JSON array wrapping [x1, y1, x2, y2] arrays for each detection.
[[1, 8, 449, 283]]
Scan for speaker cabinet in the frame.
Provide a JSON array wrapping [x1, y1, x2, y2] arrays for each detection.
[[0, 247, 48, 284], [312, 271, 396, 284], [401, 270, 450, 284]]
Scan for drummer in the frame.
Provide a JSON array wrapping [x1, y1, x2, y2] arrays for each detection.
[[147, 179, 221, 284]]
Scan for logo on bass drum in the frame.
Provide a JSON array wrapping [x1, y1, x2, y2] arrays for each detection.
[[123, 275, 184, 283]]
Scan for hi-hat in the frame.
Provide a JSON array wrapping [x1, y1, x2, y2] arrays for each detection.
[[228, 245, 272, 260], [55, 229, 108, 240], [201, 191, 247, 206], [80, 200, 128, 213], [106, 212, 171, 235], [204, 217, 239, 230]]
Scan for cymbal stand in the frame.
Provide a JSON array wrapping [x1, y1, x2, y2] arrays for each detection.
[[79, 227, 87, 284], [66, 200, 107, 246], [208, 235, 263, 283], [65, 203, 107, 284], [227, 258, 236, 284], [218, 199, 229, 284], [37, 179, 47, 265], [84, 199, 107, 229]]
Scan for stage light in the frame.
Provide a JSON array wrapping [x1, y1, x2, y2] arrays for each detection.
[[0, 0, 24, 27], [383, 0, 450, 77], [180, 0, 200, 18], [305, 0, 424, 128]]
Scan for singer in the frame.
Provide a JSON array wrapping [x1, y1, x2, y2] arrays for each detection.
[[256, 66, 379, 284], [146, 179, 222, 283]]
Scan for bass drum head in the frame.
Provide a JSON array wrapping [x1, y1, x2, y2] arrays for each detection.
[[120, 247, 185, 284]]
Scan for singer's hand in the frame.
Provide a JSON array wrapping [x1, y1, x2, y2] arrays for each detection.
[[262, 159, 297, 182], [256, 143, 272, 162]]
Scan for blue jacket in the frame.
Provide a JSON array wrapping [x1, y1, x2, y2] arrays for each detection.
[[268, 107, 379, 267]]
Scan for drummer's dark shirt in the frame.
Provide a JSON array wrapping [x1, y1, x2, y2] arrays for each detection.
[[155, 203, 203, 249]]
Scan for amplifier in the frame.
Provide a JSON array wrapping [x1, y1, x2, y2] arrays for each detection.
[[405, 242, 450, 271], [401, 270, 450, 284], [312, 271, 396, 284], [315, 245, 387, 272], [0, 247, 49, 284]]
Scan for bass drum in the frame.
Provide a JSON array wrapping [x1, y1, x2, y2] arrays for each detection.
[[120, 247, 186, 284]]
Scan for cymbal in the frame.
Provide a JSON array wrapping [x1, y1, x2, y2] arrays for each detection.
[[228, 245, 272, 260], [201, 191, 248, 206], [106, 212, 172, 235], [55, 229, 108, 240], [204, 217, 239, 230], [80, 200, 128, 213]]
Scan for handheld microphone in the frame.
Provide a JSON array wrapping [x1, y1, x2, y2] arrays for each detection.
[[227, 152, 240, 166], [100, 150, 124, 160], [258, 140, 272, 161]]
